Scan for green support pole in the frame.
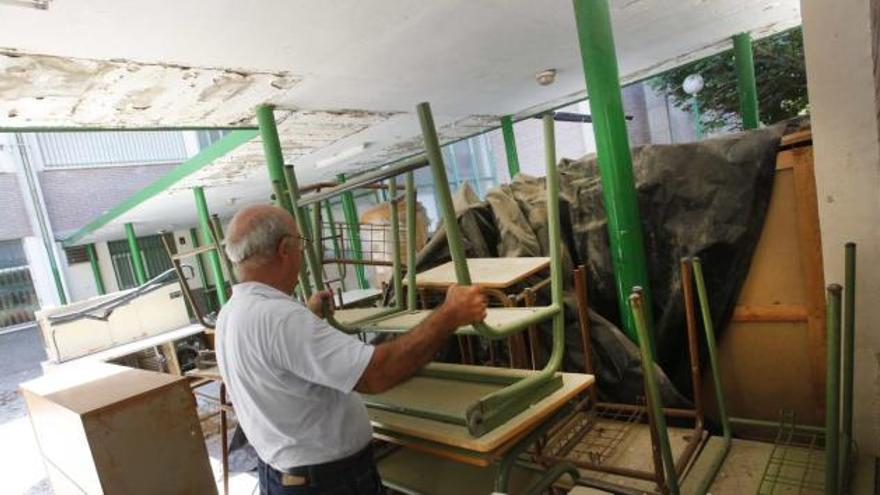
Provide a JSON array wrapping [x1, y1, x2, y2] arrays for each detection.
[[193, 187, 228, 307], [842, 243, 856, 488], [337, 173, 369, 289], [500, 115, 521, 179], [124, 223, 147, 286], [189, 228, 215, 313], [572, 0, 653, 342], [405, 172, 417, 311], [733, 32, 760, 129], [256, 105, 293, 212], [85, 243, 106, 296], [826, 284, 842, 495]]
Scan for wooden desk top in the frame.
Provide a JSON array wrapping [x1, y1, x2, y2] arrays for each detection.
[[367, 367, 593, 455], [410, 257, 550, 289]]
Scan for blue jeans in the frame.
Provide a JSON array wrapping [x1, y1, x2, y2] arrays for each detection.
[[257, 446, 385, 495]]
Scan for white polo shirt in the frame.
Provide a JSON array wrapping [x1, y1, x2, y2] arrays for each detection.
[[216, 282, 375, 469]]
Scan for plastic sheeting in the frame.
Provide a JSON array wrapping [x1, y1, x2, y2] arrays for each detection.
[[410, 124, 792, 405]]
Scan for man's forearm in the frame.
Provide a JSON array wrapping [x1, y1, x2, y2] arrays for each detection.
[[356, 306, 460, 393]]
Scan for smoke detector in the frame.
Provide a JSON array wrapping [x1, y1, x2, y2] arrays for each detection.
[[536, 69, 557, 86]]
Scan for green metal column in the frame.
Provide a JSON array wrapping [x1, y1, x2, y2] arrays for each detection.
[[572, 0, 653, 341], [124, 223, 147, 285], [256, 105, 294, 212], [337, 173, 369, 289], [193, 187, 228, 306], [500, 115, 521, 179], [85, 243, 106, 296], [188, 228, 215, 312], [733, 32, 760, 129]]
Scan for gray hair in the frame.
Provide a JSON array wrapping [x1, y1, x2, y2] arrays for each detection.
[[225, 213, 292, 265]]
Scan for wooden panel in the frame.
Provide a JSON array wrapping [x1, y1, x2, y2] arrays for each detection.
[[368, 372, 593, 454], [709, 321, 823, 426], [412, 257, 550, 289], [84, 382, 215, 494], [731, 304, 808, 322]]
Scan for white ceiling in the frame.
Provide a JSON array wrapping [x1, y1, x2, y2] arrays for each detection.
[[0, 0, 801, 243]]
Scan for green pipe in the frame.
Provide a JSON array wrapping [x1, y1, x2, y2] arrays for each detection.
[[388, 177, 404, 307], [193, 187, 227, 306], [256, 105, 293, 212], [842, 243, 856, 485], [124, 223, 147, 285], [337, 173, 370, 289], [572, 0, 653, 342], [733, 32, 760, 129], [729, 416, 824, 435], [85, 243, 106, 296], [826, 283, 843, 495], [691, 257, 732, 494], [629, 289, 679, 494], [500, 115, 521, 179], [405, 172, 418, 311], [188, 228, 215, 313]]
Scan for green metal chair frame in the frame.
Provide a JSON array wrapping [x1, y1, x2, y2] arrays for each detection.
[[278, 101, 566, 437]]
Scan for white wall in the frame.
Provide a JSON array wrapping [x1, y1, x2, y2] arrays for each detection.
[[62, 259, 99, 302], [801, 0, 880, 456]]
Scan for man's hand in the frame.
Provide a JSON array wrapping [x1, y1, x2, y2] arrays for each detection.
[[437, 284, 488, 328], [307, 290, 335, 318]]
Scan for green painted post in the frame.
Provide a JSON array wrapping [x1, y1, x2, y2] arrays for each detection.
[[337, 173, 369, 289], [124, 223, 147, 285], [256, 105, 294, 213], [188, 227, 215, 313], [193, 187, 227, 306], [500, 115, 521, 179], [85, 243, 106, 296], [733, 32, 760, 129], [826, 284, 842, 495], [572, 0, 653, 342], [405, 172, 418, 311]]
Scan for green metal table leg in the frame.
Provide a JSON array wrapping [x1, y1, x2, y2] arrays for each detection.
[[842, 243, 856, 490], [323, 200, 347, 292], [405, 172, 418, 311], [630, 288, 679, 494], [826, 283, 843, 495], [691, 257, 731, 494], [337, 173, 370, 289], [124, 222, 147, 286], [86, 243, 106, 296], [194, 186, 227, 306], [388, 177, 404, 306], [733, 32, 760, 129], [572, 0, 653, 343]]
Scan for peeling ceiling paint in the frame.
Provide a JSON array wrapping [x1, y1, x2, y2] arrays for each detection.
[[0, 50, 297, 127]]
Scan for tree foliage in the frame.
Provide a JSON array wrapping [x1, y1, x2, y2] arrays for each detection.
[[650, 28, 808, 131]]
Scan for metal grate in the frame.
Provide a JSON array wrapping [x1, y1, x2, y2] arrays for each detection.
[[757, 411, 826, 494], [321, 221, 407, 266], [63, 245, 89, 264], [108, 234, 174, 289], [544, 404, 643, 465], [0, 240, 38, 329]]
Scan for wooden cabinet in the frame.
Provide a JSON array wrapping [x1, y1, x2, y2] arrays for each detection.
[[21, 362, 216, 494]]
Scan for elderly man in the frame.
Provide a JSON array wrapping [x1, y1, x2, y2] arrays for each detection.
[[216, 204, 487, 495]]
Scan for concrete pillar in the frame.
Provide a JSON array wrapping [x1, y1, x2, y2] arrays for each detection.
[[801, 0, 880, 456]]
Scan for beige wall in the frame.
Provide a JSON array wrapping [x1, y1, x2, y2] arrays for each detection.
[[801, 0, 880, 455]]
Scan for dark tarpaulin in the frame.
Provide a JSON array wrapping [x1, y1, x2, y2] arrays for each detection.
[[408, 124, 792, 405]]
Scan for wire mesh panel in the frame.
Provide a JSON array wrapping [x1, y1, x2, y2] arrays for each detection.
[[758, 411, 826, 494], [543, 404, 643, 466], [321, 221, 408, 266]]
